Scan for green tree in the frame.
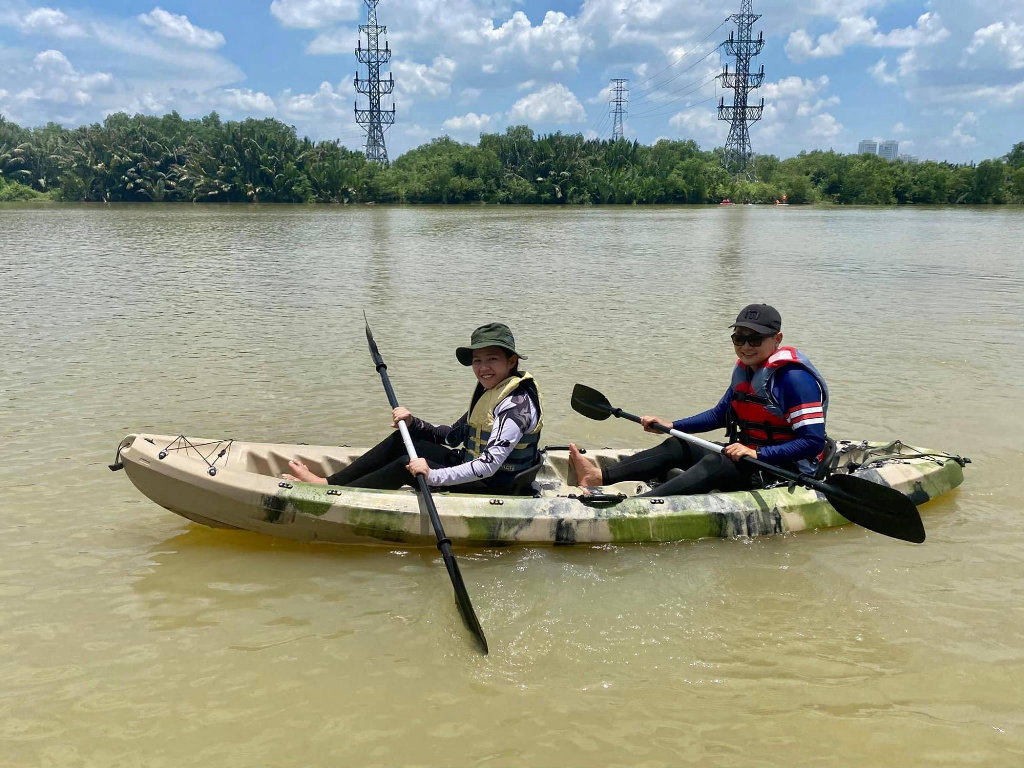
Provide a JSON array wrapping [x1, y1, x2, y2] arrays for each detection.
[[1009, 167, 1024, 202], [1004, 142, 1024, 170], [967, 159, 1006, 203], [908, 162, 954, 203], [753, 154, 780, 183]]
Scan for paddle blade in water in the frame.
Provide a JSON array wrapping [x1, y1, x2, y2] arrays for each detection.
[[440, 549, 488, 655], [822, 472, 926, 543], [571, 383, 613, 421]]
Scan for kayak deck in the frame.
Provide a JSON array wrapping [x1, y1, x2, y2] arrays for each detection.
[[114, 433, 967, 546]]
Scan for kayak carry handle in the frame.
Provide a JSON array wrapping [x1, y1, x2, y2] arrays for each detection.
[[568, 492, 626, 507], [108, 436, 135, 471]]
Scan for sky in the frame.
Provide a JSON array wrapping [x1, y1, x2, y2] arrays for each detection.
[[1, 0, 1022, 163]]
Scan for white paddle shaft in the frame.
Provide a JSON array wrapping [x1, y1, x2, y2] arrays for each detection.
[[396, 419, 419, 460], [666, 425, 725, 455]]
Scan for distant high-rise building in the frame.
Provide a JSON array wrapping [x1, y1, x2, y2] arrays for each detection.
[[858, 139, 879, 155], [898, 154, 919, 164], [878, 140, 899, 161]]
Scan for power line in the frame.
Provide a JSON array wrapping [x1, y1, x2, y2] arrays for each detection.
[[585, 17, 728, 138], [628, 19, 728, 94], [628, 74, 720, 119], [627, 46, 722, 111]]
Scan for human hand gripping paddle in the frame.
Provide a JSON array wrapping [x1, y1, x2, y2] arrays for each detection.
[[364, 316, 488, 654], [570, 384, 926, 544]]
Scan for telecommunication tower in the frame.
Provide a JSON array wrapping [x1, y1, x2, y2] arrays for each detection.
[[610, 78, 628, 141], [354, 0, 395, 164], [717, 0, 764, 176]]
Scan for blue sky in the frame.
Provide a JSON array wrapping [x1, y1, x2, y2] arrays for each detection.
[[1, 0, 1021, 162]]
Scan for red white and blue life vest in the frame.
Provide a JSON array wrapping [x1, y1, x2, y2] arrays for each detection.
[[729, 347, 829, 451]]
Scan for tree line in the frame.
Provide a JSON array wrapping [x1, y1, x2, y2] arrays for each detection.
[[2, 111, 1022, 204]]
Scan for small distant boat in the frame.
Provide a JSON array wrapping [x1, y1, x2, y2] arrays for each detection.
[[720, 198, 734, 206]]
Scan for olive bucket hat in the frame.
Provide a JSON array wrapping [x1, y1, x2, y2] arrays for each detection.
[[456, 323, 527, 366]]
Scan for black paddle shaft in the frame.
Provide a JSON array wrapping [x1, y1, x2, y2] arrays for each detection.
[[570, 383, 926, 544], [364, 319, 488, 654]]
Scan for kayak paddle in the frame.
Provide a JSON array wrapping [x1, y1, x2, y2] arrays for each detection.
[[365, 316, 488, 654], [570, 383, 926, 544]]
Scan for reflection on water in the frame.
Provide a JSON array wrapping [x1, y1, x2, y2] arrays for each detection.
[[1, 203, 1023, 767]]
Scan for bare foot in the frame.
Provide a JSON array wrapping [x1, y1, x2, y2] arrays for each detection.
[[569, 443, 603, 487], [282, 460, 328, 485]]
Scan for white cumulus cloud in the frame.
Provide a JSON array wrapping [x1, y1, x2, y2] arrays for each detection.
[[935, 111, 979, 146], [668, 105, 724, 145], [269, 0, 354, 29], [442, 112, 497, 132], [19, 49, 112, 106], [475, 11, 592, 74], [868, 57, 899, 84], [953, 111, 978, 144], [508, 83, 585, 124], [221, 88, 276, 112], [808, 112, 842, 140], [138, 8, 225, 50], [754, 75, 844, 154], [786, 12, 949, 61], [392, 56, 456, 101], [962, 21, 1024, 69], [280, 80, 353, 119], [17, 7, 86, 38]]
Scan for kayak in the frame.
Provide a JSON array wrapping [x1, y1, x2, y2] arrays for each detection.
[[112, 433, 967, 546]]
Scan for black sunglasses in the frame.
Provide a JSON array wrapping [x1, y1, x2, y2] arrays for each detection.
[[731, 333, 769, 346]]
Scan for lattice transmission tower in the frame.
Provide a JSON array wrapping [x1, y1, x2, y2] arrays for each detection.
[[717, 0, 765, 177], [354, 0, 395, 164], [610, 78, 628, 141]]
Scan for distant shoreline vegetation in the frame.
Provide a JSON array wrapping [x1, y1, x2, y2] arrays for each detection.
[[2, 112, 1022, 205]]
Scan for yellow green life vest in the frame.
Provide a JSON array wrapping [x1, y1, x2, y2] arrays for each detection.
[[463, 372, 543, 477]]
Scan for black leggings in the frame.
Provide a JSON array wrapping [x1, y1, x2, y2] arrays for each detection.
[[602, 437, 757, 498], [326, 431, 495, 493]]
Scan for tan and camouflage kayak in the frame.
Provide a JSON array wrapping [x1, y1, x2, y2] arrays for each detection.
[[112, 433, 966, 546]]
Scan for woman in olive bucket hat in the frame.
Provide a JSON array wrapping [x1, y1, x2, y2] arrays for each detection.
[[285, 323, 544, 494], [569, 303, 831, 497]]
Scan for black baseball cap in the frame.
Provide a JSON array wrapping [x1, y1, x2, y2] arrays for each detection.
[[730, 304, 782, 335]]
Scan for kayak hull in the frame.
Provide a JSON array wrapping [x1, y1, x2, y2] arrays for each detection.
[[114, 434, 966, 546]]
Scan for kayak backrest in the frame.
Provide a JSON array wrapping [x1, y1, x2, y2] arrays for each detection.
[[505, 460, 545, 497]]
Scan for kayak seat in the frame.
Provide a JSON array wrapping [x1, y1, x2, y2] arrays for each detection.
[[505, 460, 545, 497], [813, 437, 839, 480]]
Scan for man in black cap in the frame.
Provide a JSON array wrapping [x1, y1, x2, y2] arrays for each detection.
[[570, 304, 830, 496]]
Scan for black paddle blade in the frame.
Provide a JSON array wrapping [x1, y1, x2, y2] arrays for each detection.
[[440, 548, 488, 655], [363, 313, 385, 368], [821, 473, 926, 543], [571, 383, 613, 421]]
